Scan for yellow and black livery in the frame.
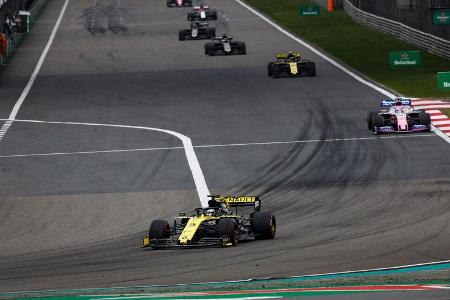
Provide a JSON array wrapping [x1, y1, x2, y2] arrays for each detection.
[[142, 195, 276, 249], [268, 51, 316, 78]]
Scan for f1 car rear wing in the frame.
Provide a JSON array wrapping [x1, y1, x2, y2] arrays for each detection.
[[276, 52, 301, 59], [381, 98, 411, 106], [208, 195, 261, 210]]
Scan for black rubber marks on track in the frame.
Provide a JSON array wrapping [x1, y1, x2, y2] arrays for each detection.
[[83, 0, 128, 34]]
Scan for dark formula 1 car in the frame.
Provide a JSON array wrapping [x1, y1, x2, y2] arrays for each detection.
[[167, 0, 191, 7], [187, 5, 218, 21], [367, 98, 431, 134], [179, 21, 215, 40], [204, 34, 246, 56], [268, 52, 316, 78], [142, 195, 276, 249]]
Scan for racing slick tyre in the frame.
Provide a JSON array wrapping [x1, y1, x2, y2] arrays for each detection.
[[205, 43, 215, 56], [210, 11, 218, 20], [237, 42, 246, 55], [271, 64, 281, 78], [178, 30, 186, 41], [367, 111, 377, 130], [184, 0, 192, 6], [372, 114, 385, 134], [187, 12, 194, 21], [149, 220, 171, 239], [252, 212, 276, 239], [218, 218, 238, 245], [419, 112, 431, 126], [206, 28, 216, 38], [301, 61, 316, 76], [267, 62, 274, 77], [373, 114, 385, 127]]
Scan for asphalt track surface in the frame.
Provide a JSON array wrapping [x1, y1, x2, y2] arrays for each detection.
[[0, 0, 449, 293]]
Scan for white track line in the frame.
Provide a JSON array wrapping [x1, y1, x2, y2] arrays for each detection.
[[414, 104, 450, 109], [0, 119, 211, 207], [426, 109, 445, 114], [0, 119, 437, 159], [235, 0, 450, 145], [432, 120, 450, 126], [0, 0, 211, 207], [411, 100, 447, 105], [0, 0, 70, 142]]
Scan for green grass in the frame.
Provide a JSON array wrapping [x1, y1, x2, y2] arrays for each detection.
[[441, 108, 450, 118], [245, 0, 450, 98]]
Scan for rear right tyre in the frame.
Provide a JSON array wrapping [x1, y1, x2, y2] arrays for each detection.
[[252, 212, 276, 239]]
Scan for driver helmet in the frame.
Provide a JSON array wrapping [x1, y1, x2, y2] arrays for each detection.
[[205, 208, 215, 216]]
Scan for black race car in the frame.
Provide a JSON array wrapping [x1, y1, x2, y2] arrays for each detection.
[[204, 34, 246, 56], [142, 195, 276, 249], [268, 52, 316, 78], [187, 5, 218, 21], [179, 21, 215, 40], [167, 0, 192, 7]]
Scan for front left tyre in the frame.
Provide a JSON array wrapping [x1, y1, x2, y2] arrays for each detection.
[[218, 218, 238, 245], [367, 111, 377, 130], [179, 30, 186, 41], [149, 220, 171, 239]]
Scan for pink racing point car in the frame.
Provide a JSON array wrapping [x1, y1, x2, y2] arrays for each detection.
[[167, 0, 192, 7], [367, 98, 431, 134]]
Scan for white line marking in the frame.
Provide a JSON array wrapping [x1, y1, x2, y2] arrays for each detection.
[[438, 126, 450, 131], [234, 0, 450, 146], [0, 146, 184, 158], [431, 115, 448, 120], [423, 285, 450, 290], [0, 120, 437, 159], [431, 124, 450, 142], [411, 100, 447, 105], [432, 120, 450, 126], [2, 259, 449, 296], [426, 109, 445, 114], [0, 119, 210, 207], [0, 0, 70, 142], [415, 104, 450, 109]]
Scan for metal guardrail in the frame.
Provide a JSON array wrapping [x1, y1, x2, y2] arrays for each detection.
[[343, 0, 450, 60], [1, 0, 46, 67]]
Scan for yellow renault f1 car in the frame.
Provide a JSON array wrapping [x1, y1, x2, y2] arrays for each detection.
[[268, 52, 316, 78], [142, 195, 276, 249]]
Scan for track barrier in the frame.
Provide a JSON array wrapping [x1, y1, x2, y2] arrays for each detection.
[[0, 0, 47, 68]]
